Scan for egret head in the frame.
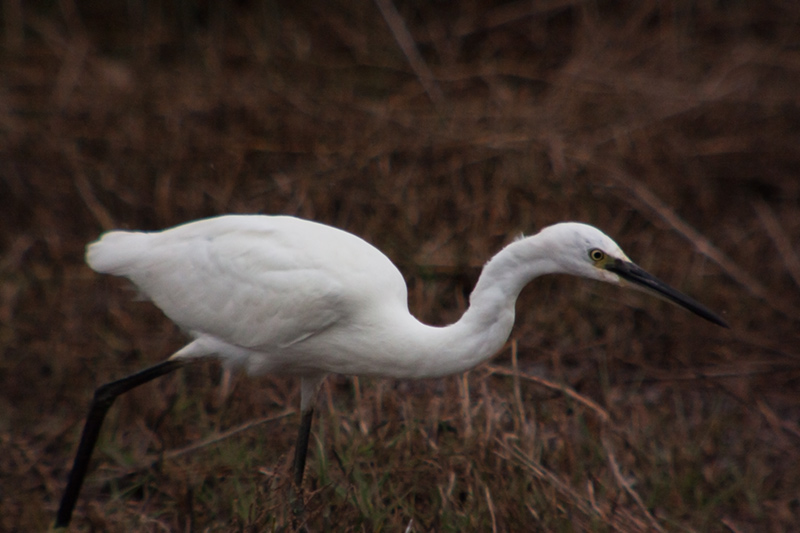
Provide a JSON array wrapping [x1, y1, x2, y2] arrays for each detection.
[[536, 223, 728, 327]]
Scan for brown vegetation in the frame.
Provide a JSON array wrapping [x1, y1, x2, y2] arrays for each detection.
[[2, 1, 799, 531]]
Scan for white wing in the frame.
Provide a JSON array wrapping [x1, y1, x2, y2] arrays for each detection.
[[86, 215, 409, 352]]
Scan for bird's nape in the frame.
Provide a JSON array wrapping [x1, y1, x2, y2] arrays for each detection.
[[605, 258, 729, 328]]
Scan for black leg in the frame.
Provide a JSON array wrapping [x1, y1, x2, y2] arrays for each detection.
[[288, 408, 315, 531], [55, 359, 185, 528], [292, 408, 315, 487]]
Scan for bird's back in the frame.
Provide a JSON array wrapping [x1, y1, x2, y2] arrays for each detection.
[[86, 215, 409, 360]]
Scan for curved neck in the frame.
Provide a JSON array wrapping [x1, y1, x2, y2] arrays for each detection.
[[385, 235, 560, 378]]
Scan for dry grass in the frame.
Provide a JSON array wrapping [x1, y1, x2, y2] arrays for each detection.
[[1, 1, 799, 531]]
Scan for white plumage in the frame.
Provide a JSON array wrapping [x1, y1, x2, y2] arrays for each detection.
[[85, 215, 632, 383], [87, 216, 409, 380], [56, 214, 726, 528]]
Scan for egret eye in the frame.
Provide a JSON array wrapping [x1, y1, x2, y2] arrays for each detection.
[[589, 248, 605, 262]]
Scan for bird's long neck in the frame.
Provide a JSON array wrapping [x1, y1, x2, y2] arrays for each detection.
[[392, 235, 560, 378]]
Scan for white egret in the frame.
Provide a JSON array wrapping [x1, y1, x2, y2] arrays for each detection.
[[55, 214, 727, 527]]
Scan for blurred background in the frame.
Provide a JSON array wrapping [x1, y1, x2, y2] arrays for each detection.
[[2, 1, 799, 531]]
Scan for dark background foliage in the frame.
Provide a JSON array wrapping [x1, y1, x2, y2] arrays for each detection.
[[2, 1, 798, 531]]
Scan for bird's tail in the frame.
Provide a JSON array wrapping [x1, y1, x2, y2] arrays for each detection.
[[85, 231, 150, 275]]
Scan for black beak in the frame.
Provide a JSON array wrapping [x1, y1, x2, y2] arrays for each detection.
[[606, 259, 729, 328]]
